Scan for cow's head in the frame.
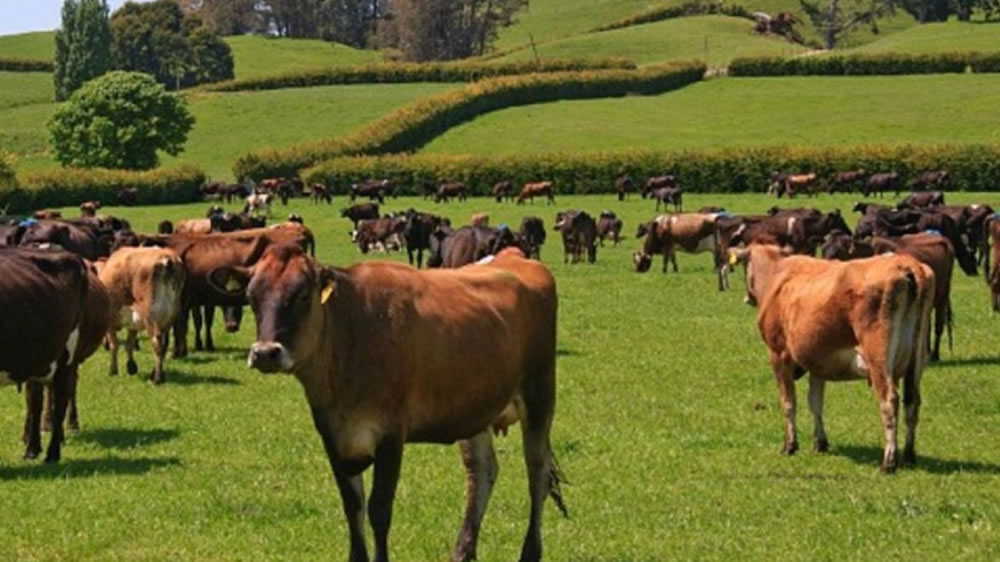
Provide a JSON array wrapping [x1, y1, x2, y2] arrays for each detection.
[[728, 244, 790, 307], [633, 252, 653, 273], [209, 244, 332, 374]]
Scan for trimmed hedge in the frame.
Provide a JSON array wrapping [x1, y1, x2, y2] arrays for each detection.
[[3, 165, 206, 213], [0, 57, 55, 72], [233, 60, 707, 181], [302, 145, 1000, 196], [199, 58, 636, 93], [728, 53, 975, 76], [591, 1, 755, 32], [970, 52, 1000, 73]]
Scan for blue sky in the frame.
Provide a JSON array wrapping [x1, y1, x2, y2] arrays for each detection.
[[0, 0, 152, 37]]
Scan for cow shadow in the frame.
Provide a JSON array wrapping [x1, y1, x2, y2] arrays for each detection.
[[75, 427, 179, 450], [931, 355, 1000, 368], [166, 371, 242, 386], [556, 348, 580, 357], [834, 444, 1000, 475], [0, 456, 181, 481]]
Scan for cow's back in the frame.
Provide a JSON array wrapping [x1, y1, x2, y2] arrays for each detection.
[[101, 247, 185, 330]]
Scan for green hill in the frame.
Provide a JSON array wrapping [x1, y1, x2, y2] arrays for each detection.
[[0, 30, 55, 60], [223, 35, 382, 79], [846, 20, 1000, 54], [497, 15, 806, 67], [421, 74, 1000, 155]]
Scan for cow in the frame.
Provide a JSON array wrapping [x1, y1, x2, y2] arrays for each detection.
[[853, 206, 977, 276], [493, 180, 514, 203], [158, 220, 175, 234], [908, 170, 950, 191], [863, 172, 901, 198], [79, 201, 101, 217], [643, 175, 677, 197], [727, 210, 849, 258], [402, 209, 445, 268], [898, 191, 945, 210], [650, 187, 683, 212], [350, 179, 391, 203], [32, 210, 62, 220], [0, 248, 88, 462], [470, 212, 489, 228], [435, 182, 468, 203], [430, 225, 520, 268], [210, 212, 266, 233], [14, 219, 104, 260], [986, 216, 1000, 313], [519, 217, 546, 260], [355, 216, 406, 254], [222, 183, 251, 203], [769, 172, 818, 198], [311, 183, 332, 204], [615, 175, 634, 201], [117, 187, 139, 206], [633, 213, 724, 288], [729, 244, 934, 472], [554, 210, 597, 264], [828, 169, 867, 194], [245, 193, 273, 218], [210, 243, 566, 562], [175, 218, 214, 235], [340, 203, 380, 229], [516, 181, 556, 205], [100, 247, 186, 384], [596, 211, 623, 246]]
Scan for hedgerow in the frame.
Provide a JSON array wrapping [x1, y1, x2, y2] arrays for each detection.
[[728, 53, 976, 76], [2, 165, 205, 213], [302, 145, 1000, 195], [0, 57, 55, 72], [590, 1, 755, 32], [233, 60, 707, 181]]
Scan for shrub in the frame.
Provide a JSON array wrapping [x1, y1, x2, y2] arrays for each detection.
[[199, 57, 637, 93], [3, 165, 205, 212], [728, 53, 972, 76], [302, 144, 1000, 196], [0, 58, 55, 72], [970, 52, 1000, 73], [0, 151, 15, 190], [591, 1, 755, 32], [233, 60, 707, 180], [48, 70, 195, 170]]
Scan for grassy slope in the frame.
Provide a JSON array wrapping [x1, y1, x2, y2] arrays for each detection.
[[0, 71, 52, 108], [3, 192, 1000, 561], [497, 15, 807, 67], [847, 20, 1000, 54], [223, 35, 382, 80], [423, 74, 1000, 155], [0, 30, 55, 60]]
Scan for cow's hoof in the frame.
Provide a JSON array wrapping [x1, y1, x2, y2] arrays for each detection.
[[148, 374, 164, 386], [205, 343, 215, 352], [881, 461, 898, 474], [814, 439, 829, 453], [901, 447, 917, 467], [68, 422, 80, 433], [194, 342, 203, 352], [126, 360, 138, 376], [23, 449, 40, 461], [929, 352, 940, 362], [781, 441, 799, 456]]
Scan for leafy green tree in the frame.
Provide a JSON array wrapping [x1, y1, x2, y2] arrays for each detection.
[[387, 0, 528, 61], [799, 0, 897, 50], [48, 71, 195, 170], [54, 0, 113, 101]]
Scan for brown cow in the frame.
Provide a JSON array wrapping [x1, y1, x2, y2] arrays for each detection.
[[519, 216, 546, 260], [650, 186, 683, 212], [175, 218, 213, 235], [769, 172, 818, 198], [897, 191, 945, 210], [340, 203, 380, 229], [730, 244, 934, 472], [984, 216, 1000, 313], [596, 211, 622, 246], [615, 175, 634, 201], [517, 181, 555, 205], [470, 212, 489, 228], [908, 170, 950, 191], [100, 247, 186, 384], [828, 169, 867, 194], [863, 172, 901, 198], [79, 201, 101, 217], [311, 183, 332, 204], [554, 210, 597, 264], [492, 180, 514, 203], [211, 244, 566, 562], [435, 182, 468, 203], [633, 213, 723, 289]]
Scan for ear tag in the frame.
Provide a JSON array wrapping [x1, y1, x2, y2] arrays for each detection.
[[729, 252, 739, 266], [225, 277, 242, 292], [321, 283, 335, 304]]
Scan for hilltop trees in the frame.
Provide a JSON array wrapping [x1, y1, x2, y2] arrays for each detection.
[[798, 0, 898, 49], [48, 71, 194, 170], [386, 0, 528, 61], [54, 0, 113, 101]]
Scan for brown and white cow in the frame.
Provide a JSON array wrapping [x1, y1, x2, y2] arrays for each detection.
[[470, 212, 490, 228], [730, 244, 934, 472], [210, 244, 566, 562], [100, 247, 186, 384], [633, 213, 723, 288], [769, 172, 818, 198], [517, 181, 555, 205], [554, 210, 597, 264], [596, 211, 622, 246], [244, 193, 273, 218]]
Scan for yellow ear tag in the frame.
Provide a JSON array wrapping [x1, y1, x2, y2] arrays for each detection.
[[728, 253, 739, 266], [320, 283, 335, 304], [225, 277, 242, 292]]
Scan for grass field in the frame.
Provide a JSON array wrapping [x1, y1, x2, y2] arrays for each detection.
[[422, 74, 1000, 155], [0, 30, 55, 60], [848, 20, 1000, 54], [3, 191, 1000, 560], [496, 16, 807, 67], [224, 35, 382, 80]]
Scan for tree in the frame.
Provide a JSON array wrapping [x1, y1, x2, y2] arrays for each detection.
[[386, 0, 527, 61], [54, 0, 113, 101], [799, 0, 897, 50], [48, 71, 195, 170]]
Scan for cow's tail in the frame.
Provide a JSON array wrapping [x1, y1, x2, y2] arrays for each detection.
[[883, 263, 932, 388], [548, 448, 569, 517]]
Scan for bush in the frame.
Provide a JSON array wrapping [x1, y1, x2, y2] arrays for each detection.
[[233, 60, 707, 180], [2, 165, 205, 213], [728, 53, 972, 76], [591, 1, 755, 32], [0, 58, 55, 72], [302, 144, 1000, 196], [199, 57, 637, 92], [970, 52, 1000, 73], [0, 152, 15, 190], [48, 71, 195, 170]]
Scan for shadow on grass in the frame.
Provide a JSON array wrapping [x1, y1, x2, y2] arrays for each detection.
[[931, 355, 1000, 368], [0, 456, 181, 480], [557, 348, 580, 357], [165, 371, 242, 386], [835, 444, 1000, 474], [75, 427, 179, 450]]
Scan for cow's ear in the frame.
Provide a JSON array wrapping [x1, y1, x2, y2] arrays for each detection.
[[208, 265, 252, 297], [318, 267, 337, 304], [728, 248, 750, 267]]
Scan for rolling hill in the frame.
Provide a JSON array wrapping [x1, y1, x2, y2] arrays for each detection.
[[0, 30, 55, 60], [846, 20, 1000, 54]]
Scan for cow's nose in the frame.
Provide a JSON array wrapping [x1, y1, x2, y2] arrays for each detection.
[[248, 342, 288, 373]]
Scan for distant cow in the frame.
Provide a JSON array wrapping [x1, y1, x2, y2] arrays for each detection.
[[430, 225, 520, 268], [519, 216, 546, 260], [402, 209, 445, 268], [79, 201, 101, 217], [615, 175, 634, 201], [350, 179, 391, 203], [311, 183, 332, 204], [355, 216, 406, 254], [863, 172, 901, 198], [470, 212, 489, 228], [897, 191, 945, 210], [492, 180, 514, 203], [340, 203, 380, 229], [909, 170, 950, 191], [596, 211, 623, 246], [435, 182, 468, 203], [650, 187, 683, 212], [633, 213, 722, 288], [100, 247, 185, 384], [554, 210, 597, 264], [828, 169, 867, 194], [244, 193, 273, 218], [643, 175, 677, 196], [730, 244, 934, 472], [517, 181, 555, 205], [117, 187, 139, 206], [769, 172, 818, 198]]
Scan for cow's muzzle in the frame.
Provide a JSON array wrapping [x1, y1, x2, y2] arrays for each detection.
[[248, 342, 292, 373]]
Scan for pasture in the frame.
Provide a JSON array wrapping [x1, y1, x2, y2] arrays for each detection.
[[223, 36, 382, 80], [847, 20, 1000, 54], [3, 192, 1000, 561], [422, 74, 1000, 155], [0, 31, 55, 60]]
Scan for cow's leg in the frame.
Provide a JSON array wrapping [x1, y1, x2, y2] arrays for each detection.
[[41, 369, 72, 463], [670, 246, 678, 273], [868, 365, 899, 473], [518, 388, 564, 562], [902, 359, 922, 467], [332, 468, 369, 562], [771, 353, 799, 455], [369, 438, 403, 562], [930, 301, 945, 362], [452, 431, 499, 562], [126, 329, 139, 376], [22, 381, 44, 459], [204, 305, 216, 352], [151, 327, 168, 385], [173, 304, 189, 358], [108, 329, 121, 375], [67, 367, 80, 432], [191, 305, 204, 351], [807, 375, 829, 452]]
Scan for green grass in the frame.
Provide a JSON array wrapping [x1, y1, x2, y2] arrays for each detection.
[[422, 74, 1000, 155], [4, 191, 1000, 560], [497, 15, 807, 67], [223, 35, 382, 80], [847, 20, 1000, 54], [0, 71, 52, 109], [0, 31, 55, 60]]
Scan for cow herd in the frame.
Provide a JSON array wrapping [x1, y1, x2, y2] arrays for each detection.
[[3, 171, 1000, 561]]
